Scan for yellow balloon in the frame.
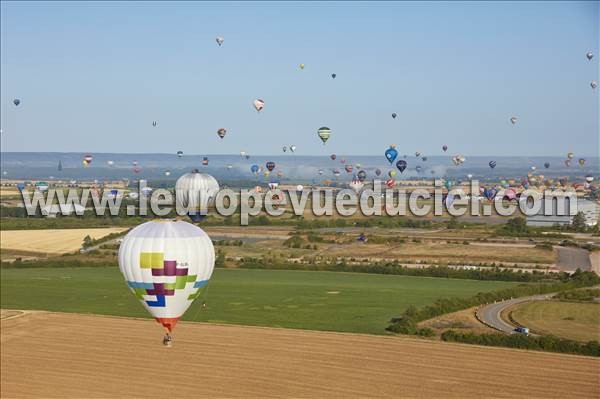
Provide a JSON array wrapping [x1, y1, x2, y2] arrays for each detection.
[[299, 63, 305, 70]]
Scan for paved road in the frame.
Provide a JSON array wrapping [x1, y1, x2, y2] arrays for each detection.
[[476, 294, 555, 334], [555, 246, 591, 272]]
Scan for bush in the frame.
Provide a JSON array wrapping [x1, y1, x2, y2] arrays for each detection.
[[441, 330, 600, 357]]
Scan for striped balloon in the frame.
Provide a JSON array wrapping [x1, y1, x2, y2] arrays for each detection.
[[317, 127, 331, 144]]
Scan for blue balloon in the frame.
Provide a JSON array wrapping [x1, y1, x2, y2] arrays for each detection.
[[250, 164, 259, 174], [385, 147, 398, 164]]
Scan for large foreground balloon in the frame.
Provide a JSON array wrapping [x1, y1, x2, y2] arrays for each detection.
[[118, 220, 215, 335], [385, 145, 398, 164], [317, 127, 331, 144], [175, 170, 219, 222]]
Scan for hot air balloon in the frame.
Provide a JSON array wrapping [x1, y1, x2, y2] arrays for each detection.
[[13, 99, 20, 106], [118, 220, 215, 344], [544, 162, 550, 169], [421, 156, 427, 162], [392, 113, 397, 119], [415, 165, 422, 173], [356, 163, 362, 169], [385, 145, 398, 164], [530, 166, 536, 171], [585, 175, 594, 183], [578, 158, 586, 166], [227, 164, 233, 170], [299, 63, 305, 70], [82, 154, 93, 167], [297, 185, 304, 191], [240, 151, 246, 158], [349, 178, 364, 194], [216, 36, 224, 46], [290, 145, 296, 153], [330, 154, 337, 160], [331, 73, 336, 79], [177, 151, 184, 158], [567, 152, 574, 159], [282, 146, 287, 153], [317, 127, 331, 144], [389, 170, 397, 178], [165, 170, 171, 176], [415, 151, 421, 157], [133, 166, 142, 174], [268, 181, 279, 190], [385, 179, 395, 188], [276, 170, 284, 178], [266, 161, 275, 172], [344, 164, 353, 173], [202, 157, 209, 166], [152, 121, 157, 127], [175, 170, 219, 222], [375, 168, 382, 176], [467, 174, 473, 180], [591, 81, 598, 89], [442, 145, 448, 152], [396, 160, 407, 173], [217, 128, 227, 139], [565, 159, 572, 167], [318, 169, 324, 175], [340, 159, 346, 164], [333, 169, 341, 177], [253, 99, 265, 112], [357, 170, 367, 182], [587, 51, 594, 60], [489, 160, 497, 169], [251, 164, 259, 174], [510, 117, 518, 125]]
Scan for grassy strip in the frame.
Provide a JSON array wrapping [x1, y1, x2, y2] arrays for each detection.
[[441, 330, 600, 357]]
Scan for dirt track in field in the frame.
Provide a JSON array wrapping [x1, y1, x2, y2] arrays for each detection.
[[1, 311, 599, 399]]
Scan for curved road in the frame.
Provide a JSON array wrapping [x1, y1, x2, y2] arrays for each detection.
[[476, 294, 555, 333]]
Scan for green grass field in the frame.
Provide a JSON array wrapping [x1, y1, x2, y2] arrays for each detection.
[[511, 301, 600, 342], [1, 267, 517, 334]]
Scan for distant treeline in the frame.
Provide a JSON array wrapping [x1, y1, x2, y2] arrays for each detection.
[[441, 330, 600, 357], [236, 259, 568, 282]]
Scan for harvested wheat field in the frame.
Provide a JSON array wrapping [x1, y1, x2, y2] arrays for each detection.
[[0, 228, 126, 255], [1, 311, 598, 399]]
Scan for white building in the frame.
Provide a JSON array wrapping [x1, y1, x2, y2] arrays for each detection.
[[527, 195, 599, 227]]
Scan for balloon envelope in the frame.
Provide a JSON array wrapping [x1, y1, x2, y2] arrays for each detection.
[[118, 220, 215, 333]]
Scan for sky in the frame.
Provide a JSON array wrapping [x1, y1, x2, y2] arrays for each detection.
[[1, 1, 598, 156]]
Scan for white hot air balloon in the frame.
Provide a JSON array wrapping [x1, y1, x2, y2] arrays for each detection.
[[349, 179, 364, 194], [296, 184, 304, 191], [175, 170, 220, 222], [118, 220, 215, 344]]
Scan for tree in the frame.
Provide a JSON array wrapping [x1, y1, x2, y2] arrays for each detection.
[[571, 212, 587, 232]]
